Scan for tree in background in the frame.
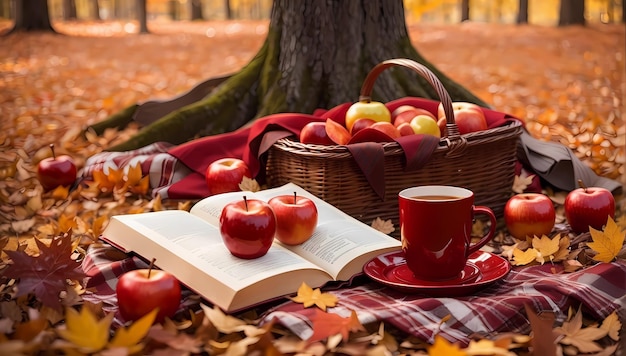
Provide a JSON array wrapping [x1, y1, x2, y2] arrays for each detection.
[[137, 0, 148, 33], [92, 0, 486, 151], [559, 0, 585, 25], [8, 0, 55, 33], [517, 0, 529, 24]]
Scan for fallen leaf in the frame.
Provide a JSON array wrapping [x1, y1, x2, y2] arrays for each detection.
[[108, 307, 157, 354], [512, 247, 538, 266], [554, 307, 607, 353], [56, 305, 115, 353], [371, 217, 395, 235], [427, 335, 466, 356], [3, 233, 86, 311], [290, 282, 338, 311], [587, 216, 625, 263], [239, 176, 260, 192], [307, 309, 364, 344], [599, 311, 621, 341], [524, 304, 557, 356], [512, 172, 535, 194], [532, 234, 561, 263]]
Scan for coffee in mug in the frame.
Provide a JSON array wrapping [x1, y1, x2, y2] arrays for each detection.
[[398, 186, 496, 281]]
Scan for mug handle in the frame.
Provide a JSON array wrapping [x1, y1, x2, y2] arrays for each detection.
[[467, 205, 497, 255]]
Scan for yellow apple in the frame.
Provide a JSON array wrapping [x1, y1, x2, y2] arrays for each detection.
[[409, 115, 441, 138]]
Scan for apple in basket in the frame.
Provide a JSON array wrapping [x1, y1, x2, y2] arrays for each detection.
[[350, 118, 376, 135], [371, 121, 401, 139], [410, 115, 441, 138], [344, 99, 391, 133], [116, 264, 182, 323], [220, 197, 276, 259], [300, 121, 334, 145], [205, 158, 252, 195], [504, 193, 556, 239], [437, 102, 488, 135], [391, 105, 436, 127], [269, 192, 318, 245], [564, 180, 615, 234], [37, 144, 77, 191]]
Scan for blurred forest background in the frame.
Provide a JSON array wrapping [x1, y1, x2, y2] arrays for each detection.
[[0, 0, 623, 27]]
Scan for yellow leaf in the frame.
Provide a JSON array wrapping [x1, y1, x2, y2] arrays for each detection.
[[512, 247, 538, 266], [56, 306, 114, 353], [108, 308, 157, 353], [91, 215, 108, 239], [427, 335, 466, 356], [600, 311, 621, 341], [552, 235, 571, 262], [554, 307, 607, 353], [200, 304, 251, 334], [532, 235, 560, 263], [290, 282, 338, 311], [464, 339, 512, 355], [587, 216, 625, 263]]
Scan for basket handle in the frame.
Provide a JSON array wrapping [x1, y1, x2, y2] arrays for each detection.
[[359, 58, 461, 139]]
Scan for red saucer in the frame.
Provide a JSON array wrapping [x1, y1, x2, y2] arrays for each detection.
[[363, 250, 511, 297]]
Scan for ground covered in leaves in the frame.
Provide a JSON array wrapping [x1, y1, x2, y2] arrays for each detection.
[[0, 20, 625, 355]]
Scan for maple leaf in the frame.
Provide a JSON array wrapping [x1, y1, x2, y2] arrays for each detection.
[[599, 311, 621, 341], [290, 282, 338, 311], [371, 217, 395, 235], [2, 233, 85, 311], [239, 176, 260, 192], [108, 308, 157, 354], [554, 307, 608, 353], [307, 309, 364, 344], [512, 247, 538, 266], [587, 216, 625, 263], [512, 172, 535, 194], [427, 335, 466, 356], [532, 234, 560, 264], [56, 305, 114, 353]]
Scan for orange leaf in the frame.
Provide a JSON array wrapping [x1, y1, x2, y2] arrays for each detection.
[[290, 282, 337, 311], [427, 335, 466, 356], [307, 309, 363, 344]]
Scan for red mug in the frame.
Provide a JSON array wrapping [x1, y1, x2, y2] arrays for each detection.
[[398, 186, 496, 281]]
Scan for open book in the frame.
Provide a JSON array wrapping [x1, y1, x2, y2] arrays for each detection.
[[101, 183, 401, 313]]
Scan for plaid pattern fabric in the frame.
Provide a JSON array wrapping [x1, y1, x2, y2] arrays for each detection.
[[82, 244, 626, 346], [261, 261, 626, 346]]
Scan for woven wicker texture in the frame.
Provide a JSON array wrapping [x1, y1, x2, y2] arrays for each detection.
[[266, 59, 523, 237]]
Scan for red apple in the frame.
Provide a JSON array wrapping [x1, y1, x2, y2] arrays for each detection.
[[504, 193, 556, 239], [350, 118, 376, 135], [116, 264, 181, 323], [205, 158, 252, 196], [409, 115, 441, 138], [564, 181, 615, 234], [219, 197, 276, 259], [392, 107, 436, 127], [325, 118, 351, 145], [397, 122, 415, 136], [268, 192, 318, 245], [438, 102, 488, 135], [390, 105, 416, 122], [37, 144, 77, 191], [370, 121, 401, 139], [300, 121, 334, 145]]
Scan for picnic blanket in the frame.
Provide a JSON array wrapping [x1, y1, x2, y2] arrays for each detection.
[[81, 243, 626, 346], [79, 97, 623, 200]]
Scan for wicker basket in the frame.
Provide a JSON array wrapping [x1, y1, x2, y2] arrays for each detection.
[[266, 59, 523, 237]]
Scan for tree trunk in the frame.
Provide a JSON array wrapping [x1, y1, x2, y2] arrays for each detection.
[[191, 0, 203, 20], [9, 0, 55, 33], [461, 0, 470, 21], [93, 0, 101, 20], [63, 0, 77, 20], [224, 0, 232, 19], [622, 0, 625, 24], [137, 0, 149, 33], [517, 0, 529, 24], [558, 0, 585, 26], [94, 0, 487, 151]]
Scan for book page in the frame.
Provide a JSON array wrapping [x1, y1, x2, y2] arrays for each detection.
[[189, 183, 401, 281], [105, 210, 330, 290]]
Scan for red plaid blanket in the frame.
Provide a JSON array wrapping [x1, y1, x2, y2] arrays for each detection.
[[82, 243, 626, 346]]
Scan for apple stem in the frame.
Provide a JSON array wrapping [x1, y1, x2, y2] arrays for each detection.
[[49, 144, 56, 160], [293, 192, 297, 204], [148, 258, 156, 279], [578, 179, 587, 192], [243, 196, 248, 211]]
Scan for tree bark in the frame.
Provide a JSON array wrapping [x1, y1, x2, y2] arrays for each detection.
[[63, 0, 77, 21], [517, 0, 529, 24], [461, 0, 470, 21], [137, 0, 149, 33], [224, 0, 232, 19], [558, 0, 585, 26], [96, 0, 487, 151], [9, 0, 55, 33], [191, 0, 203, 20]]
